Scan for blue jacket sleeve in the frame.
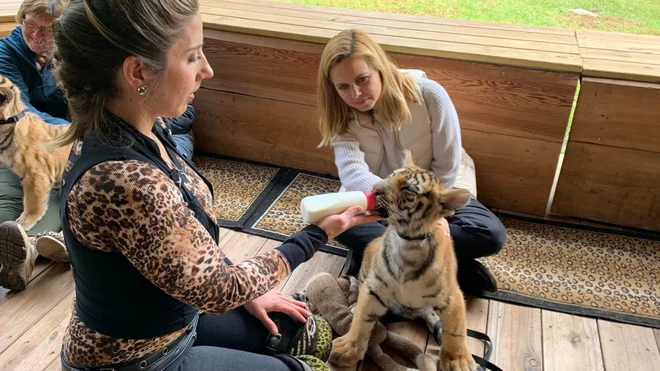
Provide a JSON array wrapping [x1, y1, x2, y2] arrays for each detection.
[[0, 49, 69, 126], [162, 102, 195, 135]]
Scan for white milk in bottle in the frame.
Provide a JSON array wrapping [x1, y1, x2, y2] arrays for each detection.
[[300, 191, 376, 223]]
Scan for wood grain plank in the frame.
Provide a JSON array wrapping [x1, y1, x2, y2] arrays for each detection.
[[217, 229, 268, 263], [0, 21, 16, 37], [576, 30, 660, 53], [0, 264, 73, 354], [201, 13, 582, 72], [200, 5, 580, 55], [211, 0, 574, 36], [465, 298, 490, 356], [581, 48, 660, 67], [193, 88, 337, 175], [426, 297, 490, 367], [551, 142, 660, 231], [541, 310, 604, 371], [581, 58, 660, 84], [202, 35, 320, 106], [280, 252, 345, 296], [0, 260, 54, 307], [0, 12, 16, 23], [43, 356, 61, 371], [0, 292, 74, 371], [598, 320, 660, 370], [486, 301, 543, 371], [204, 0, 577, 45], [462, 129, 562, 216], [569, 78, 660, 152], [218, 227, 232, 242], [392, 53, 577, 142]]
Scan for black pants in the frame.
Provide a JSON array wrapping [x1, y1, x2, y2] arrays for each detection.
[[164, 307, 304, 371], [335, 199, 506, 267]]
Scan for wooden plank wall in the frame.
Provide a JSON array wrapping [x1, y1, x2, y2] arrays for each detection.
[[0, 0, 20, 22], [0, 22, 18, 37], [0, 21, 15, 37], [195, 29, 578, 216], [576, 30, 660, 84], [552, 77, 660, 231]]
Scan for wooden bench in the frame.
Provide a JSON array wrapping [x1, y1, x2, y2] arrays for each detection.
[[196, 0, 581, 217], [0, 22, 15, 37], [552, 31, 660, 230], [0, 0, 20, 37]]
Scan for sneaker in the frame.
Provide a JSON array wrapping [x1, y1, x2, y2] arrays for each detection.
[[457, 260, 497, 296], [0, 221, 36, 291], [35, 231, 69, 263]]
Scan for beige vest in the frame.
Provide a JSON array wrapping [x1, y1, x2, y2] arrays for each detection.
[[343, 69, 478, 198], [346, 69, 433, 178]]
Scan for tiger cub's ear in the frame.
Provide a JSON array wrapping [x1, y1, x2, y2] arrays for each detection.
[[403, 150, 416, 168], [440, 188, 470, 211]]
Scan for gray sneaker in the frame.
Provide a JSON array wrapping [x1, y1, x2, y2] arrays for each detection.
[[0, 221, 36, 291], [35, 231, 69, 263]]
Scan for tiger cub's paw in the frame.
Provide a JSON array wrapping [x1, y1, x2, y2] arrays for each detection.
[[439, 348, 477, 371], [328, 334, 366, 367]]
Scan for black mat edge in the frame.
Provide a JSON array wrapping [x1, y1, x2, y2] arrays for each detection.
[[481, 289, 660, 329], [494, 211, 660, 242]]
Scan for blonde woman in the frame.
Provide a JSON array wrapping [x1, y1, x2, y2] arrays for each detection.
[[318, 29, 506, 296]]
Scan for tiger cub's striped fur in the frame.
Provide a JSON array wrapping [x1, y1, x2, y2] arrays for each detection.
[[329, 151, 477, 371], [0, 74, 71, 231]]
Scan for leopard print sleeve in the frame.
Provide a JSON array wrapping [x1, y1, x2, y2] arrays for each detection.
[[66, 160, 292, 314]]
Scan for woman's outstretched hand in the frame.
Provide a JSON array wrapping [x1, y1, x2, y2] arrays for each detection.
[[315, 206, 381, 240], [244, 290, 311, 336]]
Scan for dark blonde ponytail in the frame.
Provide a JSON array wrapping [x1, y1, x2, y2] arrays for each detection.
[[52, 0, 198, 147]]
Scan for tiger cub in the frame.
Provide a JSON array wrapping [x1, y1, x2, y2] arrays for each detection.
[[0, 74, 71, 231], [329, 151, 477, 371]]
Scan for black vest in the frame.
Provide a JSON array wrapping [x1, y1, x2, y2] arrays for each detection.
[[60, 113, 219, 339]]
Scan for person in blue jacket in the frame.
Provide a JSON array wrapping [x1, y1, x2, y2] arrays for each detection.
[[0, 0, 197, 291]]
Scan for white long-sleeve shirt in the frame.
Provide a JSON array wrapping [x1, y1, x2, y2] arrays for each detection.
[[331, 75, 462, 192]]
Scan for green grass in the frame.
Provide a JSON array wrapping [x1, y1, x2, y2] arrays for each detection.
[[276, 0, 660, 35]]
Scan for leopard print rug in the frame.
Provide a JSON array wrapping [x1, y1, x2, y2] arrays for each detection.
[[482, 217, 659, 328], [246, 172, 347, 255], [241, 171, 660, 327], [192, 154, 282, 228]]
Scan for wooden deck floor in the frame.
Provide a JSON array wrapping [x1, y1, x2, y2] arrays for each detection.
[[1, 228, 659, 371]]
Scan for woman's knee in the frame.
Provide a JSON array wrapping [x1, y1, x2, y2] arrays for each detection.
[[450, 201, 507, 259], [484, 217, 507, 256]]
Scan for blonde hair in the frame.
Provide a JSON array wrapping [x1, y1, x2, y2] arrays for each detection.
[[317, 29, 419, 147], [16, 0, 66, 23]]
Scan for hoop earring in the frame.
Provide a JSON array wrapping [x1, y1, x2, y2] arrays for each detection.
[[137, 85, 148, 96]]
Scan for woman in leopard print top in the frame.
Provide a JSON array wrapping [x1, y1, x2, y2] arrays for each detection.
[[52, 1, 379, 370]]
